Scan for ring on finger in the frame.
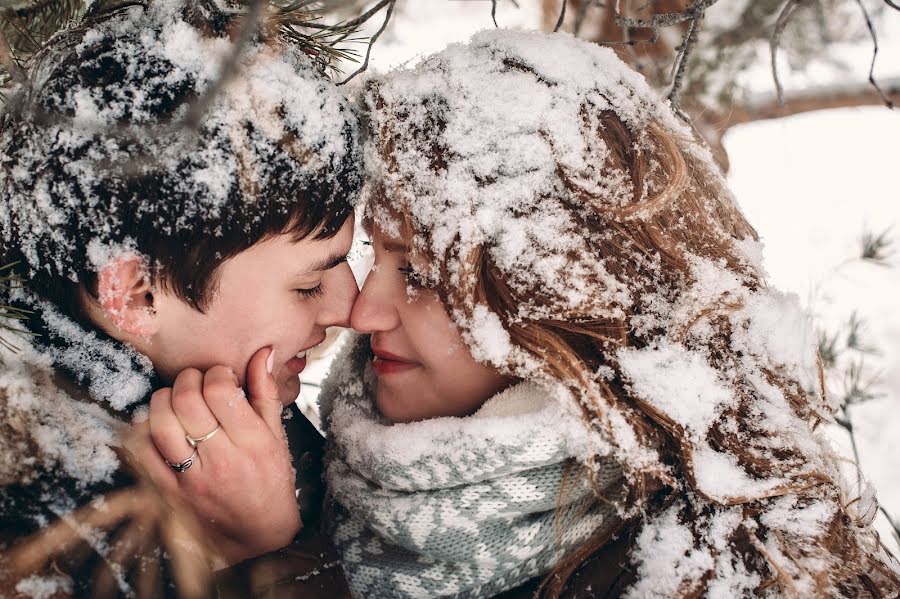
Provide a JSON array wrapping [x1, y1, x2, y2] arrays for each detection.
[[186, 425, 221, 449], [166, 449, 198, 473]]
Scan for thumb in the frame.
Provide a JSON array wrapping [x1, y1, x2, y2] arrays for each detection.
[[246, 346, 285, 438]]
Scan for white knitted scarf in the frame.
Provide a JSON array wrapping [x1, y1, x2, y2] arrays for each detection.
[[320, 337, 624, 599]]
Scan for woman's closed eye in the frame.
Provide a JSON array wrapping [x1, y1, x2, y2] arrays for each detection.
[[398, 265, 427, 288]]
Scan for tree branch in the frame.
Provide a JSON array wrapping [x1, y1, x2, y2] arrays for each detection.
[[668, 14, 700, 110], [613, 0, 721, 29], [0, 16, 26, 84], [770, 0, 803, 106], [554, 0, 567, 32], [856, 0, 894, 109], [182, 0, 267, 131], [337, 0, 394, 85], [709, 77, 900, 130], [299, 0, 391, 30]]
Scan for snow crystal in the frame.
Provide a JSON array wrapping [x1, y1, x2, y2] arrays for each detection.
[[460, 304, 513, 367], [618, 340, 734, 441], [625, 502, 715, 598], [691, 445, 786, 500], [0, 340, 122, 487], [760, 494, 837, 537], [14, 574, 74, 599]]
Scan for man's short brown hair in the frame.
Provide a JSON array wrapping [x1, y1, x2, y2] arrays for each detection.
[[0, 1, 361, 329]]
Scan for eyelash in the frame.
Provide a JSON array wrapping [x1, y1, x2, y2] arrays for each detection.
[[296, 285, 324, 299], [398, 265, 425, 287]]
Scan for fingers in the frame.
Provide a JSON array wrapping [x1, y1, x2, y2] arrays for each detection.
[[246, 347, 286, 439], [202, 364, 272, 447], [148, 388, 202, 474], [171, 368, 222, 442], [124, 419, 178, 492]]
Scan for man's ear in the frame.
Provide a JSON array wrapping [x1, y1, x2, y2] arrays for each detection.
[[96, 254, 160, 337]]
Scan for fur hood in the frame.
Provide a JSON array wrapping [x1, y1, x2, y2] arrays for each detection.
[[0, 341, 123, 490]]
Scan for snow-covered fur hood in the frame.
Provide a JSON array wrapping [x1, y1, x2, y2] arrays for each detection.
[[0, 339, 122, 490]]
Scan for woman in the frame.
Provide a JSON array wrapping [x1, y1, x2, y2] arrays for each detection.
[[319, 30, 900, 597]]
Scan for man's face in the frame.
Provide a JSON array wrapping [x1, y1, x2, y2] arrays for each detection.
[[149, 218, 357, 405]]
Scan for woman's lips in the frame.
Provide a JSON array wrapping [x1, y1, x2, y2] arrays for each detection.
[[371, 349, 418, 376]]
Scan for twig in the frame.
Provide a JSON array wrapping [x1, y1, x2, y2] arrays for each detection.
[[0, 18, 26, 83], [492, 0, 498, 28], [554, 0, 567, 32], [182, 0, 267, 131], [856, 0, 894, 109], [770, 0, 803, 106], [668, 14, 700, 110], [884, 0, 900, 10], [613, 0, 721, 28], [338, 0, 394, 85], [300, 0, 391, 30]]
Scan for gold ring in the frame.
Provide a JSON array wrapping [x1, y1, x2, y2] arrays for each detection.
[[186, 425, 221, 448]]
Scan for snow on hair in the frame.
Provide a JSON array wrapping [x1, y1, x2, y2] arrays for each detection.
[[362, 29, 900, 597], [0, 0, 361, 300]]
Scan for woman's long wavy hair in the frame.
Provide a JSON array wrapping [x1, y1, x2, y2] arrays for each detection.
[[362, 58, 900, 597]]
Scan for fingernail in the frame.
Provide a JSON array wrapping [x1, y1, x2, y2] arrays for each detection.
[[266, 347, 275, 375]]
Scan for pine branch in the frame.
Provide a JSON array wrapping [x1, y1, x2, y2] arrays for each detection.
[[0, 263, 34, 352], [336, 0, 393, 85], [0, 22, 25, 83], [860, 228, 893, 265]]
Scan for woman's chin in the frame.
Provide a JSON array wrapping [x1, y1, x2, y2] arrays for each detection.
[[375, 392, 420, 424]]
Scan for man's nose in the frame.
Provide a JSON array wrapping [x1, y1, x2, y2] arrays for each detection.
[[350, 267, 399, 334], [318, 263, 358, 328]]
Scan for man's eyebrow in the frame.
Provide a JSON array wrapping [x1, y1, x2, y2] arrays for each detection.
[[297, 253, 348, 277]]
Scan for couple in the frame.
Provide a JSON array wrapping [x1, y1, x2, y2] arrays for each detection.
[[1, 1, 898, 598]]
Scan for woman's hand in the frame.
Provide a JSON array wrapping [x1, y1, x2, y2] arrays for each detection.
[[124, 347, 301, 566]]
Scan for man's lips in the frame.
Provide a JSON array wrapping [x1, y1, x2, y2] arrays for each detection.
[[283, 354, 308, 378], [371, 348, 418, 376], [281, 338, 324, 380]]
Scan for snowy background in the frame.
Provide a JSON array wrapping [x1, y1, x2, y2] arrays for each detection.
[[300, 0, 900, 553]]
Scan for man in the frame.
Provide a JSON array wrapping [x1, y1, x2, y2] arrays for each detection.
[[0, 0, 359, 595]]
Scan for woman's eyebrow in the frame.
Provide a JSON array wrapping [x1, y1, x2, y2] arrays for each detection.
[[383, 241, 410, 253], [296, 253, 348, 277]]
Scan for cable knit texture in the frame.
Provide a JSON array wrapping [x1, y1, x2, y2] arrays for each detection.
[[320, 335, 625, 599]]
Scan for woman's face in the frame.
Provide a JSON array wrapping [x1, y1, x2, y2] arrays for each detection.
[[350, 225, 513, 423]]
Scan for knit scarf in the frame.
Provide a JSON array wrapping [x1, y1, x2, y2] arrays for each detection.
[[320, 336, 625, 599]]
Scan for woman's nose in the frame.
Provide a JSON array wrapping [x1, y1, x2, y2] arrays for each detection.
[[350, 268, 400, 333]]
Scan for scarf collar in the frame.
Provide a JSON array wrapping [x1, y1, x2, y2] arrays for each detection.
[[321, 335, 624, 599]]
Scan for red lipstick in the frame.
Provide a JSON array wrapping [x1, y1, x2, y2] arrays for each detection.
[[371, 347, 418, 376]]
